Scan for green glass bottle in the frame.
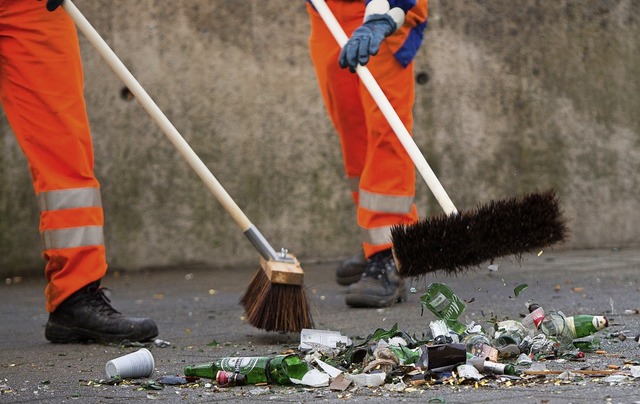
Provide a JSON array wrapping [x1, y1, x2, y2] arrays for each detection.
[[565, 315, 608, 338], [267, 354, 310, 384], [421, 283, 467, 334], [184, 354, 309, 385]]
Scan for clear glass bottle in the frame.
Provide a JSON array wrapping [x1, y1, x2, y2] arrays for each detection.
[[464, 333, 498, 362], [464, 333, 491, 353], [492, 320, 527, 348], [539, 311, 574, 348], [466, 354, 517, 375], [522, 301, 545, 332], [482, 360, 517, 375]]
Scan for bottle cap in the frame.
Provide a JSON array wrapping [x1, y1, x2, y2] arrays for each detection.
[[525, 300, 541, 312], [216, 371, 245, 386], [595, 316, 609, 330], [216, 371, 229, 385]]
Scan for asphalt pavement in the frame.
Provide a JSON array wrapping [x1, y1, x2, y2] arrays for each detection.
[[1, 247, 639, 403]]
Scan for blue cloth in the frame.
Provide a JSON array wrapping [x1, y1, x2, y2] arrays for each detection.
[[384, 0, 418, 13], [394, 20, 427, 68]]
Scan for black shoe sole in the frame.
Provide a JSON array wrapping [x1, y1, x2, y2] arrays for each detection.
[[336, 272, 365, 286], [345, 285, 407, 308], [45, 323, 158, 344], [336, 258, 366, 286]]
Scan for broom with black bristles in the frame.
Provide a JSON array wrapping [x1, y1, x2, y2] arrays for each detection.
[[391, 189, 567, 277], [56, 0, 313, 333], [310, 0, 568, 276]]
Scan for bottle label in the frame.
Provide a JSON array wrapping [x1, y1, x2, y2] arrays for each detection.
[[530, 308, 545, 328], [429, 292, 449, 313], [220, 357, 260, 374], [568, 315, 607, 338], [421, 283, 465, 321]]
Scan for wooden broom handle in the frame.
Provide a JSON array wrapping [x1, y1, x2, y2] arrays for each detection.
[[309, 0, 458, 215], [62, 0, 281, 261]]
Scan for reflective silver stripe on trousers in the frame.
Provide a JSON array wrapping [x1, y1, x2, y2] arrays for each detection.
[[38, 187, 102, 211], [42, 226, 105, 250], [359, 189, 413, 214], [38, 188, 104, 250], [361, 225, 393, 246]]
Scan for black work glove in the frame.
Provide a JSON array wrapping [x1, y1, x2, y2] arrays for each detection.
[[338, 14, 397, 72], [46, 0, 64, 11]]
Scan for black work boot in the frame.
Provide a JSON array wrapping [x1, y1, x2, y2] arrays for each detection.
[[345, 249, 407, 308], [45, 281, 158, 344], [336, 250, 366, 286]]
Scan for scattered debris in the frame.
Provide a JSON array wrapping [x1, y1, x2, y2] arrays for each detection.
[[14, 282, 629, 400], [170, 283, 636, 394]]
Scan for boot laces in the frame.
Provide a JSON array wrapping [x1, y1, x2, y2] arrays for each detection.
[[363, 250, 393, 280], [86, 285, 120, 316]]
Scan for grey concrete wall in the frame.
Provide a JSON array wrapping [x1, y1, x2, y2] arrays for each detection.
[[1, 0, 639, 277]]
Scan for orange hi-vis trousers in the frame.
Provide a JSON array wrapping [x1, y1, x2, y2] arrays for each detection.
[[0, 1, 107, 312], [307, 0, 423, 258]]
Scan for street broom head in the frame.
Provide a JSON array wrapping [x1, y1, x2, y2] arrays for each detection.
[[240, 255, 314, 333], [391, 189, 568, 277]]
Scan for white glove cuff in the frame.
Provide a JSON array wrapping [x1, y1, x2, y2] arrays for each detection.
[[364, 0, 406, 30]]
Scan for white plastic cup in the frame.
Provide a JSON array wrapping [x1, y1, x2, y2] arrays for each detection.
[[105, 348, 155, 379]]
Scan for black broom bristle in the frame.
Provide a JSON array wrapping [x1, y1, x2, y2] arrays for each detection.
[[391, 188, 568, 277], [240, 268, 314, 333]]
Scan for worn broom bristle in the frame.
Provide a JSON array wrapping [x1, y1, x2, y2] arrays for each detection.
[[240, 268, 314, 333], [391, 189, 568, 277]]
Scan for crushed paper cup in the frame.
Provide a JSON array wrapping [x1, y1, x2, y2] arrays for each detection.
[[299, 329, 352, 351], [105, 348, 154, 379]]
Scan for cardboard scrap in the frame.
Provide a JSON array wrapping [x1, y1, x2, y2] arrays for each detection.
[[328, 374, 352, 391]]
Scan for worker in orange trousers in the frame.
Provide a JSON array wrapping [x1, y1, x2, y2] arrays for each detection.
[[0, 0, 157, 343], [307, 0, 428, 307]]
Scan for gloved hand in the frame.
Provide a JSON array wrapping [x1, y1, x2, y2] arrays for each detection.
[[339, 14, 396, 72], [46, 0, 64, 11]]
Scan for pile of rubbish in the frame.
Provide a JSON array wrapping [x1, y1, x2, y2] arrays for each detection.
[[181, 283, 640, 390]]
